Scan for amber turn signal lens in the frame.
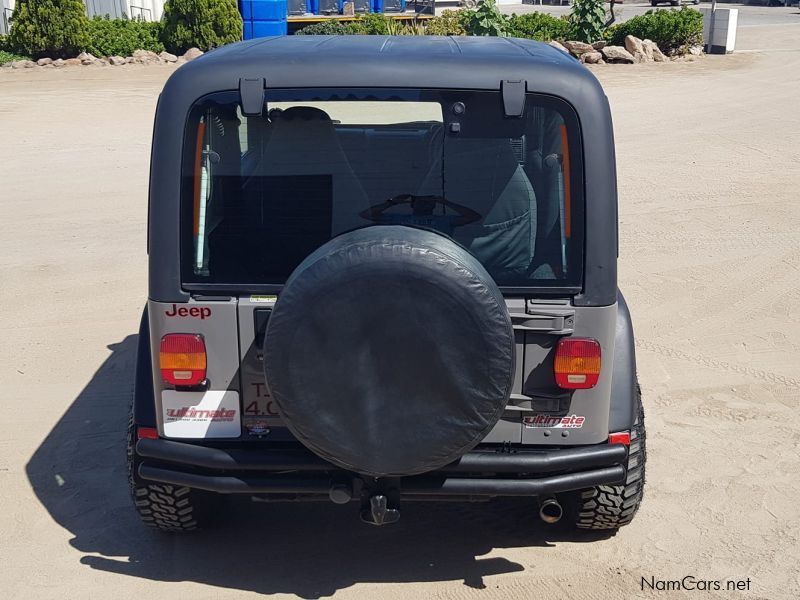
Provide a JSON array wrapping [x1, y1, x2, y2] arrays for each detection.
[[160, 333, 206, 386], [554, 338, 601, 389]]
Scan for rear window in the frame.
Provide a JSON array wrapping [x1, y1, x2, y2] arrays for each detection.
[[181, 88, 583, 291]]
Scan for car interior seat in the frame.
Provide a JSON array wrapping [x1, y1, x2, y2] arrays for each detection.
[[416, 136, 537, 281]]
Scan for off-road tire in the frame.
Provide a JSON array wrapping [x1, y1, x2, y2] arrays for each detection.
[[126, 414, 222, 532], [568, 386, 646, 530]]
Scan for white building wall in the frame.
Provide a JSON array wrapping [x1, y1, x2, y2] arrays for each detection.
[[1, 0, 165, 34], [1, 0, 14, 35], [85, 0, 164, 21]]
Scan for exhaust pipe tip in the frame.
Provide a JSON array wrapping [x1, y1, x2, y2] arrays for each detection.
[[539, 497, 563, 524]]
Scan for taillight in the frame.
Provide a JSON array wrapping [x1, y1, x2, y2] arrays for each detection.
[[137, 426, 159, 440], [608, 431, 630, 445], [160, 334, 207, 387], [554, 337, 601, 389]]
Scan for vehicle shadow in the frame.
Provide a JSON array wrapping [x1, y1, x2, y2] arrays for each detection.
[[26, 334, 613, 598]]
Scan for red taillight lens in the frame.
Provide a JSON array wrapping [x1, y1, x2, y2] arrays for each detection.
[[160, 334, 206, 386], [608, 431, 630, 445], [554, 338, 601, 389], [137, 426, 159, 440]]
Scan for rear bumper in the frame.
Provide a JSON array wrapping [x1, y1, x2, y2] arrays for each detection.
[[136, 438, 628, 498]]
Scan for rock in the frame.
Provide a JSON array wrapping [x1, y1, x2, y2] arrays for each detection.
[[108, 55, 126, 66], [581, 51, 604, 64], [11, 60, 37, 69], [601, 45, 635, 64], [548, 40, 569, 54], [125, 56, 137, 64], [93, 58, 109, 66], [182, 47, 204, 61], [624, 35, 650, 63], [562, 40, 594, 57], [689, 44, 703, 56], [591, 40, 607, 51], [175, 57, 187, 65], [133, 49, 161, 62], [52, 58, 66, 67], [64, 58, 82, 66], [77, 51, 96, 65], [159, 51, 178, 63], [36, 57, 53, 66], [642, 39, 667, 63]]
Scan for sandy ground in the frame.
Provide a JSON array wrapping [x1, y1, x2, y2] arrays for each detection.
[[1, 23, 799, 600]]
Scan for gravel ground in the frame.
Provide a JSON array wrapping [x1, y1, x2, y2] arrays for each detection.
[[0, 22, 798, 600]]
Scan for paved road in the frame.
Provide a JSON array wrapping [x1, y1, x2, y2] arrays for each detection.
[[0, 21, 799, 600]]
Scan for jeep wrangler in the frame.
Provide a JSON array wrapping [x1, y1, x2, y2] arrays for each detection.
[[129, 35, 645, 532]]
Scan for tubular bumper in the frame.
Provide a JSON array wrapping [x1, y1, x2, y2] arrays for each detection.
[[136, 438, 628, 498]]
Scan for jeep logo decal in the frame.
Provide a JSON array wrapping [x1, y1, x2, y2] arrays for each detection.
[[165, 304, 212, 319]]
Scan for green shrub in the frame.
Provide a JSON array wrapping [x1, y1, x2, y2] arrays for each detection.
[[0, 49, 31, 64], [461, 0, 509, 37], [86, 16, 163, 57], [568, 0, 606, 43], [608, 7, 703, 53], [424, 10, 466, 36], [7, 0, 90, 59], [161, 0, 242, 54], [0, 34, 8, 52], [506, 12, 570, 42], [295, 20, 364, 35], [352, 12, 393, 35]]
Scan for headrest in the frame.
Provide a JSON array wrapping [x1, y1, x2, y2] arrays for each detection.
[[274, 106, 332, 123]]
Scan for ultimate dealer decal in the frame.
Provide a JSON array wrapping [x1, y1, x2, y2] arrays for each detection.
[[523, 414, 585, 429]]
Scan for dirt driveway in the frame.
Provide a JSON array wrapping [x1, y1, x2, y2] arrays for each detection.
[[1, 23, 798, 600]]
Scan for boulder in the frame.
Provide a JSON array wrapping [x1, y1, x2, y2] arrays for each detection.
[[548, 40, 569, 54], [52, 58, 66, 67], [93, 58, 109, 66], [182, 47, 204, 61], [64, 58, 82, 66], [563, 40, 594, 57], [581, 51, 604, 64], [36, 57, 53, 66], [624, 35, 650, 63], [689, 45, 703, 56], [125, 56, 137, 64], [592, 41, 607, 51], [77, 51, 96, 65], [11, 60, 37, 69], [108, 55, 126, 66], [642, 39, 667, 63], [133, 49, 161, 62], [159, 51, 178, 63], [601, 45, 635, 64]]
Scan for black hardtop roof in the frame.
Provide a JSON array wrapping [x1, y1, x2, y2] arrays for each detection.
[[150, 36, 619, 307], [163, 35, 604, 101]]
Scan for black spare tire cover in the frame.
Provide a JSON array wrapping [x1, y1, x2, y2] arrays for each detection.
[[263, 226, 515, 477]]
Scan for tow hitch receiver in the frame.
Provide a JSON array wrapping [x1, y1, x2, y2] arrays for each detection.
[[361, 495, 400, 526]]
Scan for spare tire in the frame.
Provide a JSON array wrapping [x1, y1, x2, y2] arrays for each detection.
[[263, 226, 515, 477]]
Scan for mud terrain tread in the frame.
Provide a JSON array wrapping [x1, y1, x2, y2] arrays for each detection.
[[126, 412, 220, 532], [571, 385, 646, 530]]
